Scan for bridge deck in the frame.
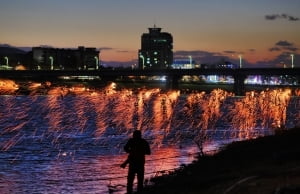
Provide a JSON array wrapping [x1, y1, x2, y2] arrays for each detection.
[[0, 68, 299, 78]]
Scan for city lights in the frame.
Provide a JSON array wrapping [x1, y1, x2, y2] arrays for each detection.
[[139, 54, 145, 69], [49, 56, 54, 70], [4, 56, 8, 67], [189, 55, 193, 69], [238, 55, 242, 68], [94, 56, 99, 70], [291, 54, 294, 68]]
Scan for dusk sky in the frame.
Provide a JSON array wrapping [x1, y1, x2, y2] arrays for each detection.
[[1, 0, 299, 67]]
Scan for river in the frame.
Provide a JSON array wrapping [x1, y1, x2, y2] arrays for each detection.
[[0, 82, 299, 193]]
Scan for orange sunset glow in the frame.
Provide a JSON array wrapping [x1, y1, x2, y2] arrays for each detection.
[[1, 1, 299, 67]]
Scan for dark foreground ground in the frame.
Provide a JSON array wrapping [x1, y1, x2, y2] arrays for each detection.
[[143, 128, 300, 194]]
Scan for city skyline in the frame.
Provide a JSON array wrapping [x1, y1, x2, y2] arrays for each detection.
[[1, 0, 299, 67]]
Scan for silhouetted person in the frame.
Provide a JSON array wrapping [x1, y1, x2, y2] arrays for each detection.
[[122, 130, 151, 194]]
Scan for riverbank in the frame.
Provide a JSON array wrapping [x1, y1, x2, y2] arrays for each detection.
[[143, 128, 300, 194]]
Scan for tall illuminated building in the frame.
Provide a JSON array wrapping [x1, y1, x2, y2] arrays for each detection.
[[138, 26, 173, 69]]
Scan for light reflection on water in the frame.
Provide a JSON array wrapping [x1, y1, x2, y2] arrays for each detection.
[[0, 138, 199, 194], [0, 84, 299, 193]]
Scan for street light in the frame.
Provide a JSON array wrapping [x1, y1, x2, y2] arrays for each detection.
[[188, 55, 193, 69], [291, 54, 294, 68], [4, 56, 9, 67], [139, 54, 145, 70], [49, 56, 54, 70], [94, 56, 99, 70], [238, 55, 242, 68]]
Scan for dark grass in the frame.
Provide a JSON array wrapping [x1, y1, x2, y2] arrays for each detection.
[[142, 128, 300, 194]]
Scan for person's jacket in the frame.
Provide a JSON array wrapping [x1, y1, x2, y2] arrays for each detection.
[[124, 137, 151, 165]]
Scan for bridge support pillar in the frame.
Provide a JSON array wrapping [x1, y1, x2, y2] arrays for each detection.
[[101, 76, 118, 82], [233, 74, 246, 96], [297, 75, 300, 85], [166, 75, 180, 90]]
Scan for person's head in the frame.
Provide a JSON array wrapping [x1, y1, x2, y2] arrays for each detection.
[[133, 130, 141, 139]]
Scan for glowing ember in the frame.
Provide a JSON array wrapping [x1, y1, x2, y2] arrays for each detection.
[[0, 79, 19, 94]]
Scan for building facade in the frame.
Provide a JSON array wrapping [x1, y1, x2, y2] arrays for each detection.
[[138, 26, 173, 69], [32, 46, 100, 70]]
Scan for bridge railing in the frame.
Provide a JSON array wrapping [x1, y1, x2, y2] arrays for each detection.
[[0, 68, 299, 95]]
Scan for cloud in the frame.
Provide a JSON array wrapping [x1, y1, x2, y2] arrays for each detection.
[[38, 45, 54, 48], [286, 47, 298, 52], [98, 47, 114, 51], [269, 40, 298, 52], [174, 50, 241, 65], [265, 14, 278, 20], [223, 50, 237, 54], [265, 14, 299, 21], [287, 15, 300, 21], [0, 44, 31, 52], [17, 47, 32, 52], [117, 50, 130, 53], [0, 43, 12, 47], [255, 53, 299, 68], [275, 40, 293, 47], [175, 50, 220, 58], [269, 47, 281, 52]]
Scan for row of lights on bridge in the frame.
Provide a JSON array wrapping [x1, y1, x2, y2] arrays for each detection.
[[1, 54, 296, 70]]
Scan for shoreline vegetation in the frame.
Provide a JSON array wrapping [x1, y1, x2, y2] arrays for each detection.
[[143, 128, 300, 194]]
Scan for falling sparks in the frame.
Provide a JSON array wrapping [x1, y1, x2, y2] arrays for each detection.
[[0, 82, 299, 151], [0, 79, 19, 94], [228, 89, 292, 138], [0, 81, 299, 193]]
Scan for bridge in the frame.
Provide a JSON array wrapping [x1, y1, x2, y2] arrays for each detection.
[[0, 68, 299, 95]]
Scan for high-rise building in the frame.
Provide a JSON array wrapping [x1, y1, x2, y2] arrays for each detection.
[[138, 26, 173, 69]]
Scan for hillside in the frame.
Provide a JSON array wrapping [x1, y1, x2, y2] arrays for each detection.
[[143, 128, 300, 194], [0, 46, 27, 55]]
